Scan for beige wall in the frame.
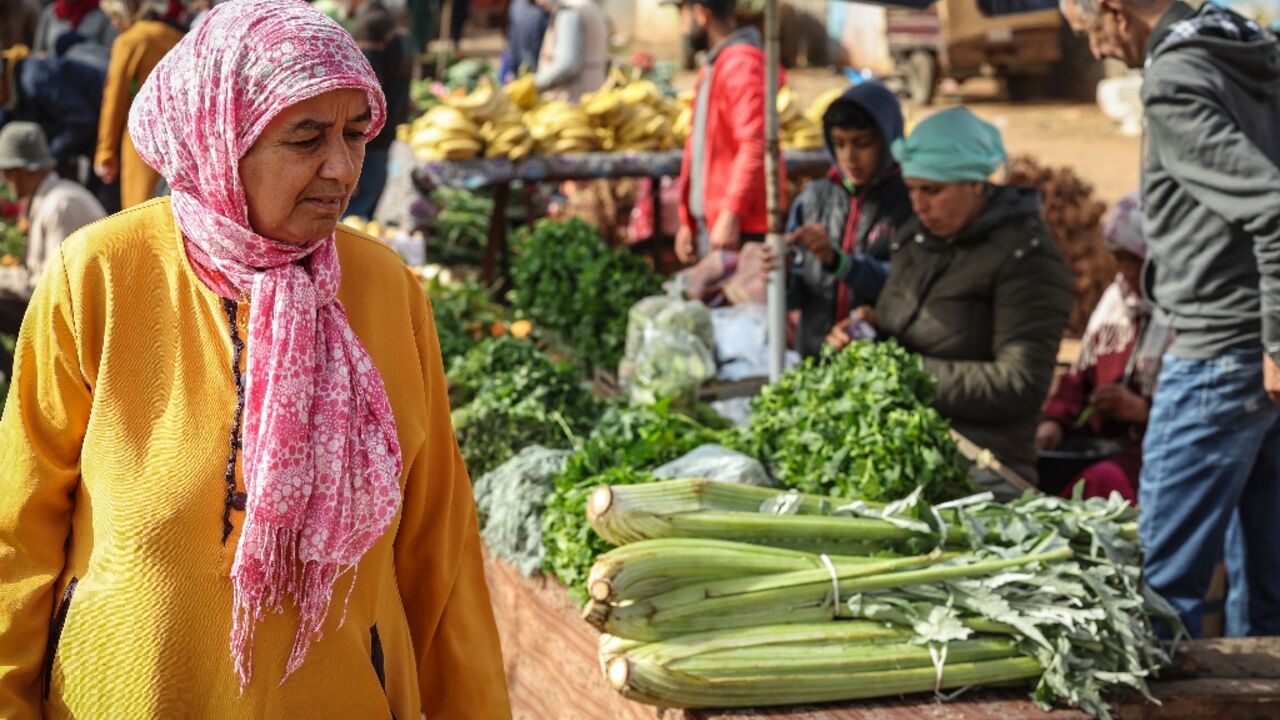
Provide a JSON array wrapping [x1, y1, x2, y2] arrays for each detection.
[[633, 0, 685, 52]]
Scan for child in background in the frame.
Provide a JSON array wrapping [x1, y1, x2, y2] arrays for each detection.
[[781, 82, 910, 358]]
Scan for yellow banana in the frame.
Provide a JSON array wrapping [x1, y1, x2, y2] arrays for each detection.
[[805, 86, 846, 125]]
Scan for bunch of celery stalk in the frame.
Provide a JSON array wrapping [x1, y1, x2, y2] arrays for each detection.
[[583, 478, 1181, 718]]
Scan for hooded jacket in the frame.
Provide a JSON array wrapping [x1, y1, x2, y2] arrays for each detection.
[[1139, 1, 1280, 359], [874, 185, 1073, 481], [784, 82, 910, 358]]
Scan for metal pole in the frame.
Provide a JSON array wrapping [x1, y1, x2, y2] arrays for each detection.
[[763, 0, 785, 382], [437, 0, 454, 79]]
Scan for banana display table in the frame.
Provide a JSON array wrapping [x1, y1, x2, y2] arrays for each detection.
[[413, 149, 831, 285], [484, 552, 1280, 719]]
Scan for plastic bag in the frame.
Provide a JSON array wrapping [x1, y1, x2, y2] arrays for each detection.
[[620, 290, 716, 404], [677, 250, 734, 303], [652, 444, 774, 487], [711, 304, 800, 382], [629, 329, 716, 406], [722, 242, 771, 306]]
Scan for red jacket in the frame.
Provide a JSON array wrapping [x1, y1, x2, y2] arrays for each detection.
[[677, 42, 786, 242]]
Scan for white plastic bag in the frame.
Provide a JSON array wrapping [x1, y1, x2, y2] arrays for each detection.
[[652, 444, 774, 487]]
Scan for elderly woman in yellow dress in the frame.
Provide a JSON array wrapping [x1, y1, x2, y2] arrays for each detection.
[[0, 1, 510, 717]]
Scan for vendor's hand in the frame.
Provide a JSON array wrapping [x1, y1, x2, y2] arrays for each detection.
[[709, 211, 741, 252], [675, 225, 697, 265], [1035, 420, 1064, 452], [852, 305, 877, 331], [1090, 384, 1149, 424], [94, 158, 118, 184], [1266, 353, 1280, 405], [786, 223, 834, 266], [826, 318, 853, 350]]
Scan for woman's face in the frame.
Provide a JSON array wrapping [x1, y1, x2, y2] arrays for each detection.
[[905, 178, 986, 238], [239, 89, 372, 245]]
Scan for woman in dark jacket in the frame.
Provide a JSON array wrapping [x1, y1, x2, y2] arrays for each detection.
[[834, 107, 1073, 495]]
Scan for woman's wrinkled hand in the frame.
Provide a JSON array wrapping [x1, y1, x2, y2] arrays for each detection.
[[1035, 420, 1064, 451], [94, 159, 118, 185], [1090, 384, 1149, 424], [851, 305, 877, 330], [826, 318, 853, 350]]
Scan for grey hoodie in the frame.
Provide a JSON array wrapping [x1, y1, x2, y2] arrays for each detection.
[[1140, 1, 1280, 359]]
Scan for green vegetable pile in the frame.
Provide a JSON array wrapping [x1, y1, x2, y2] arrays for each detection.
[[541, 402, 727, 601], [473, 445, 572, 576], [509, 219, 664, 373], [746, 341, 973, 504], [428, 187, 493, 267], [426, 278, 506, 369], [448, 336, 604, 478]]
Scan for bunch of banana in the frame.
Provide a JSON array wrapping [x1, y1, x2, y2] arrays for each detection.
[[504, 75, 540, 111], [777, 87, 825, 151], [583, 79, 679, 152], [776, 86, 802, 127], [670, 90, 694, 145], [610, 103, 671, 152], [782, 117, 826, 150], [805, 86, 847, 125], [480, 110, 535, 160], [444, 76, 510, 126], [409, 104, 484, 161], [525, 101, 599, 154]]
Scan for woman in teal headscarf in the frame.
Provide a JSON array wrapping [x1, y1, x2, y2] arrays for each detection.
[[831, 107, 1074, 497]]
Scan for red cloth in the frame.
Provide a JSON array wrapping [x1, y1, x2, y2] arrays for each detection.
[[677, 44, 786, 242], [835, 183, 865, 321], [53, 0, 100, 28], [1043, 338, 1136, 436], [1060, 459, 1137, 504], [1042, 335, 1146, 496]]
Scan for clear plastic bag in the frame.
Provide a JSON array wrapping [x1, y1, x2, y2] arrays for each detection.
[[629, 329, 716, 406], [652, 444, 774, 487], [620, 289, 716, 404]]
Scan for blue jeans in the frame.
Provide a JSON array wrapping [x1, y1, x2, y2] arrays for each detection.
[[1140, 348, 1280, 637], [347, 146, 391, 221]]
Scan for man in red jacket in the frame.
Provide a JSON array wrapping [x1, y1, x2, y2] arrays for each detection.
[[673, 0, 781, 264]]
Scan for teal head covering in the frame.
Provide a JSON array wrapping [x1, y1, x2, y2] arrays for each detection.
[[891, 107, 1006, 183]]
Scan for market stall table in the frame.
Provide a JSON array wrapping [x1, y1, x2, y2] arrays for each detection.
[[412, 150, 832, 285], [485, 553, 1280, 719]]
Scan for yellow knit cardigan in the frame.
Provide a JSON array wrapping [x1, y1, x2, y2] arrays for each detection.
[[0, 199, 511, 719]]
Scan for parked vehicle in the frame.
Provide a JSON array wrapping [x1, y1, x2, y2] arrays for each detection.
[[886, 0, 1101, 104]]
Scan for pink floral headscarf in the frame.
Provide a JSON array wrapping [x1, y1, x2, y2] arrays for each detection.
[[128, 0, 402, 689]]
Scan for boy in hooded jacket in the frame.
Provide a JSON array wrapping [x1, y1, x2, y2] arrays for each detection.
[[782, 82, 909, 358]]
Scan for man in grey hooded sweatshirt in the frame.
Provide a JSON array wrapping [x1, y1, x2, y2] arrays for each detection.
[[1062, 0, 1280, 638]]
